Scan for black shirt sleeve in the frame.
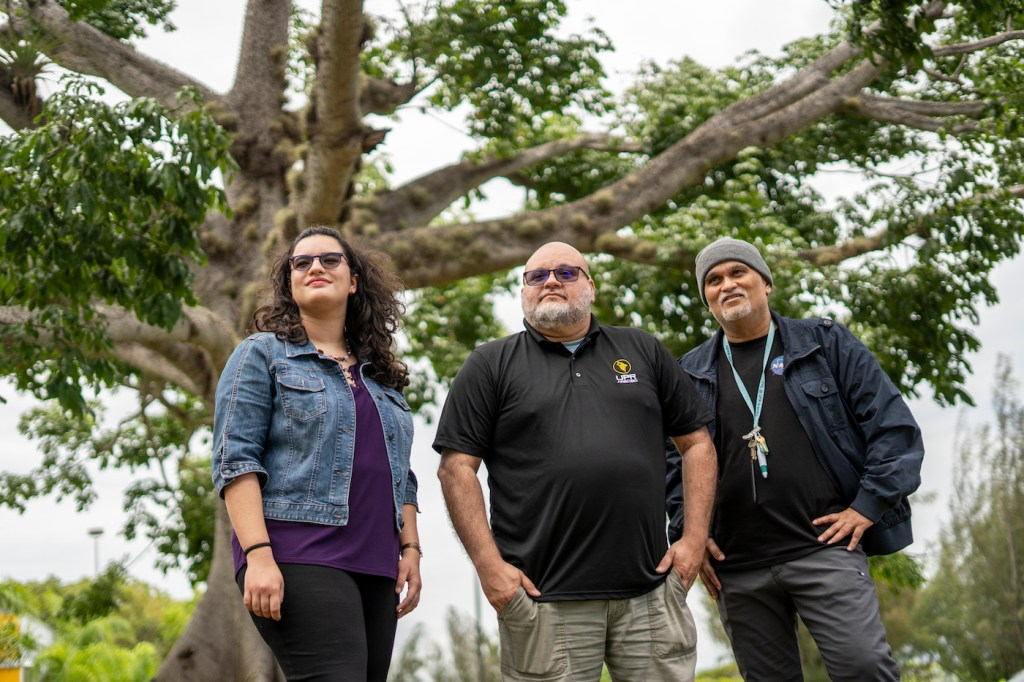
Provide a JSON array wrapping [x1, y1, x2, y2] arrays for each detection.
[[653, 338, 712, 437], [432, 348, 497, 459]]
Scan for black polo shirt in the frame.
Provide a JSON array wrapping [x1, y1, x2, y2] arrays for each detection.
[[433, 316, 711, 601]]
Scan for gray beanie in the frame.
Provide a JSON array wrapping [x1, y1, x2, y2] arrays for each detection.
[[694, 237, 773, 306]]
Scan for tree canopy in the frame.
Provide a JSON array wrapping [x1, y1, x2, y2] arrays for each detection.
[[1, 0, 1023, 678]]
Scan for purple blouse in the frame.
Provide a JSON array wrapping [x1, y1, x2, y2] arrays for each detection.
[[232, 369, 401, 579]]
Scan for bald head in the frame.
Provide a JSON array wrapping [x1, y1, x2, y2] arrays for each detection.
[[525, 241, 590, 274]]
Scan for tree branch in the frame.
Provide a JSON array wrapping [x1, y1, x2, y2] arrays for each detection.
[[219, 0, 293, 181], [112, 343, 206, 398], [360, 75, 419, 115], [799, 234, 889, 267], [298, 0, 366, 227], [860, 93, 986, 117], [722, 0, 949, 128], [799, 184, 1024, 266], [923, 51, 970, 86], [842, 94, 980, 133], [11, 1, 217, 107], [371, 134, 645, 231], [100, 305, 240, 396], [370, 57, 891, 288], [0, 304, 238, 403], [227, 0, 290, 129], [720, 41, 864, 127], [932, 30, 1024, 57]]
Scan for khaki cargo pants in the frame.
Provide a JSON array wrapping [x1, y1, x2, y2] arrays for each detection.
[[497, 571, 697, 682]]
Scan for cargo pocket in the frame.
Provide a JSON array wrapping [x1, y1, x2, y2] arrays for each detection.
[[498, 589, 567, 677], [650, 571, 698, 658]]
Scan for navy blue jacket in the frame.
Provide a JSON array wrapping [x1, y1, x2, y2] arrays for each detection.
[[667, 312, 924, 556]]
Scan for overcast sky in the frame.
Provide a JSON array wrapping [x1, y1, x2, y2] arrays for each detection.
[[1, 0, 1022, 670]]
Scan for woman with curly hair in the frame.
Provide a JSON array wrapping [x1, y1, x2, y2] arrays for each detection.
[[212, 225, 421, 681]]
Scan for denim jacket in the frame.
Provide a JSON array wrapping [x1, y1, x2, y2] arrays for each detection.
[[668, 313, 923, 556], [212, 332, 417, 530]]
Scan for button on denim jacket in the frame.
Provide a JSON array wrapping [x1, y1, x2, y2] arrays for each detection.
[[212, 332, 417, 530]]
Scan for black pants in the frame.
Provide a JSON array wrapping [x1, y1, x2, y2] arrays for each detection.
[[237, 563, 398, 681]]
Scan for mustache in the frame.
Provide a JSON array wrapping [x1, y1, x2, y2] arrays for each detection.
[[718, 290, 747, 304]]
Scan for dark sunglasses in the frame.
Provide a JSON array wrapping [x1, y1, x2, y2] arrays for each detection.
[[523, 266, 590, 287], [289, 252, 347, 272]]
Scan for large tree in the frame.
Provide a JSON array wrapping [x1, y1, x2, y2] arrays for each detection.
[[2, 0, 1023, 678]]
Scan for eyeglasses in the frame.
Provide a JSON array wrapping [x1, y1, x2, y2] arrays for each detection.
[[289, 252, 347, 272], [523, 266, 590, 287]]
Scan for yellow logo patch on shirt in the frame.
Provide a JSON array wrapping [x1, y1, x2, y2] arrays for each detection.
[[613, 358, 638, 384]]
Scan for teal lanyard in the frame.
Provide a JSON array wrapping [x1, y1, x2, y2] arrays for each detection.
[[721, 320, 774, 479]]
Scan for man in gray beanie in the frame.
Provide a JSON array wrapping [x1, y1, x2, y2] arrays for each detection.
[[693, 237, 773, 306], [666, 236, 924, 681]]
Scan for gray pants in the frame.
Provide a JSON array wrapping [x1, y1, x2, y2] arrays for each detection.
[[717, 546, 899, 682], [497, 571, 697, 681]]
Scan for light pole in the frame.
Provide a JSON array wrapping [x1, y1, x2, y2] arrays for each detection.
[[87, 527, 104, 576]]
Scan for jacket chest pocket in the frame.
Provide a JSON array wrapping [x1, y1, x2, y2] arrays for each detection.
[[799, 376, 847, 431], [277, 373, 327, 421]]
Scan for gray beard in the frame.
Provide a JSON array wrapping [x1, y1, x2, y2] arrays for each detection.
[[719, 298, 752, 322], [525, 297, 591, 330]]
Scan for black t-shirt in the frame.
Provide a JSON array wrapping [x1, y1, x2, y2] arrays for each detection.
[[712, 332, 845, 571], [433, 317, 711, 600]]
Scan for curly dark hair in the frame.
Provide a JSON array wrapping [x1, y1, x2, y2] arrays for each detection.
[[251, 226, 409, 389]]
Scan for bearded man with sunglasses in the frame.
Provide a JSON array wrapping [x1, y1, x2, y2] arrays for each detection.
[[435, 241, 717, 681]]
